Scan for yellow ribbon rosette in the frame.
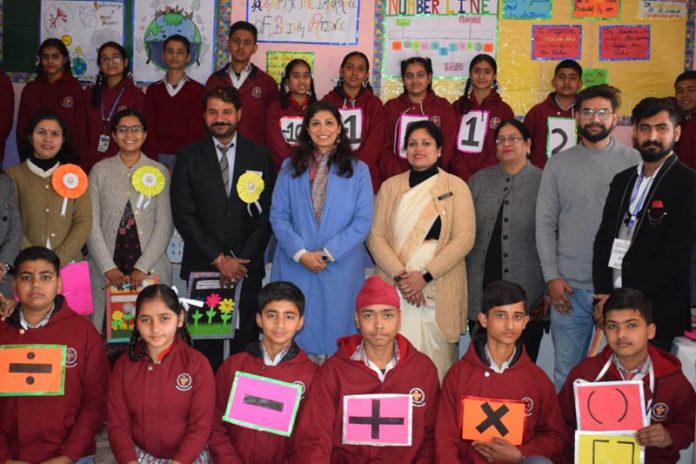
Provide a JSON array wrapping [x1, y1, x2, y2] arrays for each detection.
[[132, 166, 165, 210], [236, 172, 265, 216]]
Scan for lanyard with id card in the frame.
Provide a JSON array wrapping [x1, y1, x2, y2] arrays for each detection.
[[98, 87, 125, 153]]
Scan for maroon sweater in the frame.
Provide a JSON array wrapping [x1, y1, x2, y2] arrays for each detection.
[[209, 342, 319, 464], [523, 92, 576, 169], [0, 70, 14, 164], [294, 334, 440, 463], [450, 90, 515, 181], [205, 63, 280, 147], [676, 113, 696, 170], [16, 73, 87, 161], [379, 91, 457, 182], [436, 338, 569, 463], [0, 297, 109, 463], [323, 87, 386, 192], [107, 337, 215, 464], [265, 97, 309, 174], [559, 345, 696, 464], [143, 78, 206, 155]]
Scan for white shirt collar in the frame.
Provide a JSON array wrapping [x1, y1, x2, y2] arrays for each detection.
[[19, 303, 56, 330], [261, 341, 291, 367], [485, 344, 517, 374], [164, 74, 189, 97], [229, 63, 252, 88], [351, 340, 400, 382]]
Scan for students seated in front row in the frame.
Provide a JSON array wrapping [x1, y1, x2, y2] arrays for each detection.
[[0, 246, 109, 464], [559, 288, 696, 463], [294, 275, 440, 462], [209, 281, 318, 463], [436, 280, 569, 463]]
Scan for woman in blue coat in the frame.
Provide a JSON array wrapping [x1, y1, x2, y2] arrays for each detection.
[[270, 101, 373, 361]]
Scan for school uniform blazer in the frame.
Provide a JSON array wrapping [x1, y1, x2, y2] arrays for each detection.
[[593, 154, 696, 338], [0, 173, 22, 267]]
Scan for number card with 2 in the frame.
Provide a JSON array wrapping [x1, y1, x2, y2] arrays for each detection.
[[0, 345, 66, 396], [397, 115, 429, 159], [457, 111, 489, 154], [546, 117, 578, 158], [279, 116, 303, 146], [342, 394, 412, 446], [338, 108, 363, 151], [461, 396, 527, 445]]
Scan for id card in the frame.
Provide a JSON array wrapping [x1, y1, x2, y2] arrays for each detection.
[[97, 134, 110, 153], [608, 238, 631, 270]]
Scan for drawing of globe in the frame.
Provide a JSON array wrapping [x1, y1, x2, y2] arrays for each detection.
[[72, 57, 87, 76], [144, 11, 202, 70]]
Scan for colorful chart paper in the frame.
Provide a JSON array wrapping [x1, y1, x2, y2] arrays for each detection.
[[223, 372, 302, 436], [572, 0, 620, 18], [575, 431, 644, 463], [106, 276, 158, 343], [574, 380, 647, 432], [342, 394, 412, 446], [638, 0, 687, 19], [582, 69, 610, 88], [60, 261, 93, 316], [266, 51, 315, 85], [461, 396, 526, 445], [531, 25, 582, 61], [0, 345, 66, 396], [503, 0, 552, 19], [599, 25, 651, 61], [186, 272, 239, 340]]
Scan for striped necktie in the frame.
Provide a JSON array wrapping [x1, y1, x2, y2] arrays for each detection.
[[217, 144, 232, 196]]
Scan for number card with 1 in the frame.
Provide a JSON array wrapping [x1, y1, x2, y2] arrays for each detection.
[[461, 396, 527, 445], [223, 371, 302, 436], [0, 345, 66, 396], [575, 431, 644, 464], [457, 111, 490, 154], [338, 108, 363, 151], [279, 116, 303, 146], [547, 117, 578, 158], [397, 115, 429, 159], [342, 394, 413, 446]]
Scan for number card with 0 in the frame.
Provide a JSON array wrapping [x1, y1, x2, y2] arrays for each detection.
[[279, 116, 304, 147], [338, 108, 363, 151], [457, 111, 490, 154], [397, 115, 430, 159], [546, 117, 578, 159]]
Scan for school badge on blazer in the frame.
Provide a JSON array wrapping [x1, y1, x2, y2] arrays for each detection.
[[176, 372, 193, 392]]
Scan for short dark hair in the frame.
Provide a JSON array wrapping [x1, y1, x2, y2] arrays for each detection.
[[494, 119, 531, 142], [481, 280, 527, 315], [631, 97, 682, 126], [203, 85, 241, 111], [555, 59, 582, 78], [229, 21, 258, 42], [258, 281, 305, 316], [111, 108, 148, 133], [675, 70, 696, 85], [404, 119, 443, 149], [603, 288, 653, 324], [163, 34, 191, 55], [14, 246, 60, 274], [575, 84, 621, 112]]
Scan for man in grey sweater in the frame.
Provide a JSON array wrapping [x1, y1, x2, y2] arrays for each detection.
[[535, 85, 640, 389]]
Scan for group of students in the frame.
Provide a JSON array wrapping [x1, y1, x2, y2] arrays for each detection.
[[0, 247, 693, 463]]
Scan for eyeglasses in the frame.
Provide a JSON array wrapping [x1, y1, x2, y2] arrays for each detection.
[[495, 135, 524, 145], [115, 126, 144, 135], [579, 108, 613, 120], [99, 55, 123, 64]]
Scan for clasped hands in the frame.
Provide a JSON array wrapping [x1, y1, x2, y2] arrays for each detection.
[[395, 270, 427, 307], [215, 255, 250, 286]]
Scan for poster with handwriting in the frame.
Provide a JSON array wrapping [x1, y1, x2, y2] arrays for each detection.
[[266, 51, 316, 85], [600, 25, 650, 61], [247, 0, 359, 44], [531, 25, 582, 60], [503, 0, 552, 19], [583, 68, 609, 87], [572, 0, 620, 18], [638, 0, 687, 19]]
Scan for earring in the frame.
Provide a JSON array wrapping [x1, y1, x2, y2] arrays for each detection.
[[362, 80, 368, 88]]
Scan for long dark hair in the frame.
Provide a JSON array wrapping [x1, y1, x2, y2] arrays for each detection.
[[22, 111, 75, 163], [336, 51, 373, 92], [288, 101, 355, 178], [400, 57, 433, 94], [91, 42, 132, 108], [279, 59, 317, 109], [128, 284, 192, 361], [37, 38, 71, 76], [460, 54, 499, 114]]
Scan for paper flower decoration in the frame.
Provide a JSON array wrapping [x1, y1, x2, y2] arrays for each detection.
[[237, 172, 264, 204], [52, 164, 88, 216], [206, 293, 221, 309], [132, 166, 165, 210], [219, 298, 235, 314]]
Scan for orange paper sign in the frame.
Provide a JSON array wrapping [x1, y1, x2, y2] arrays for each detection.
[[0, 345, 66, 396], [461, 396, 526, 445]]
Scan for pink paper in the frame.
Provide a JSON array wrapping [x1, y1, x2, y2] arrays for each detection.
[[223, 372, 301, 436], [60, 261, 93, 315], [342, 394, 412, 446], [575, 381, 646, 431]]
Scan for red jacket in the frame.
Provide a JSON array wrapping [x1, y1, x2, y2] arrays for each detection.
[[82, 78, 156, 173], [436, 338, 569, 463], [265, 97, 309, 174], [676, 113, 696, 170], [450, 90, 515, 181], [294, 334, 440, 463], [323, 87, 386, 192], [0, 296, 109, 463], [16, 73, 87, 161], [205, 63, 280, 147], [0, 69, 14, 164], [107, 337, 215, 464], [143, 78, 206, 156], [559, 344, 696, 464], [379, 91, 457, 182], [523, 92, 576, 169], [209, 342, 319, 464]]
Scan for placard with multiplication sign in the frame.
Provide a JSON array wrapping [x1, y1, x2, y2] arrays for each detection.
[[397, 115, 429, 159], [546, 117, 578, 158], [279, 116, 303, 146], [457, 111, 490, 154], [339, 108, 363, 151]]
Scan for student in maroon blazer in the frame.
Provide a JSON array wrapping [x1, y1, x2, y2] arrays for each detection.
[[0, 68, 14, 165], [0, 247, 109, 464], [16, 38, 87, 162], [107, 284, 214, 464], [205, 21, 279, 147]]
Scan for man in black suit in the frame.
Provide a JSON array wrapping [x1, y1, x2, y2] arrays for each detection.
[[172, 85, 274, 369], [594, 97, 696, 351]]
